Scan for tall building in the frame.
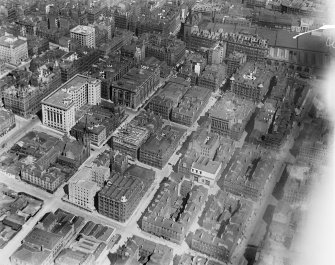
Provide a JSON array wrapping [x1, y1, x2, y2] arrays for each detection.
[[97, 165, 155, 222], [68, 167, 100, 211], [41, 74, 101, 133], [226, 51, 247, 77], [0, 34, 28, 66], [70, 25, 96, 48]]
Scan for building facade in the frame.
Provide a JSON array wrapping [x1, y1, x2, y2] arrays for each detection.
[[0, 107, 16, 137], [41, 74, 101, 133], [0, 34, 28, 66], [70, 25, 96, 48], [111, 66, 160, 109]]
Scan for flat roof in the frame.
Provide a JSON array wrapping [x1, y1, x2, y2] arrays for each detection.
[[0, 34, 26, 48], [113, 67, 155, 92], [209, 93, 255, 121], [232, 61, 275, 87], [70, 25, 95, 35], [42, 74, 97, 110]]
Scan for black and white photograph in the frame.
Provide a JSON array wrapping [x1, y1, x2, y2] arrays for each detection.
[[0, 0, 334, 265]]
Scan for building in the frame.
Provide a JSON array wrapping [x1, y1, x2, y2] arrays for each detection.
[[257, 28, 330, 73], [171, 86, 211, 126], [110, 236, 173, 265], [10, 209, 85, 265], [97, 165, 155, 222], [100, 29, 133, 55], [68, 167, 100, 211], [223, 32, 269, 61], [20, 133, 91, 193], [3, 66, 62, 118], [230, 62, 274, 102], [220, 146, 274, 201], [198, 64, 227, 91], [226, 51, 247, 77], [136, 5, 181, 36], [59, 49, 101, 83], [90, 55, 134, 100], [41, 74, 101, 133], [208, 42, 227, 65], [111, 66, 160, 109], [209, 93, 255, 140], [112, 123, 150, 159], [141, 176, 208, 244], [145, 33, 186, 66], [70, 25, 96, 48], [0, 34, 28, 66], [0, 106, 15, 137], [147, 80, 189, 120], [90, 165, 110, 188], [283, 165, 311, 205], [190, 157, 222, 187], [139, 125, 186, 169], [188, 191, 253, 262], [10, 209, 82, 265]]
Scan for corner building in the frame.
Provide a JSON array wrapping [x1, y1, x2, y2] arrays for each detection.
[[42, 74, 101, 133]]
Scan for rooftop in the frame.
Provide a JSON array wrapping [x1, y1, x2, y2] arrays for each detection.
[[232, 61, 275, 87], [113, 123, 149, 147], [140, 125, 185, 154], [113, 67, 155, 92], [42, 74, 99, 110], [70, 25, 95, 35], [0, 34, 26, 48], [209, 93, 255, 121]]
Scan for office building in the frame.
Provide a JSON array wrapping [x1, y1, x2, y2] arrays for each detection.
[[171, 86, 211, 126], [139, 125, 186, 169], [90, 55, 134, 100], [230, 62, 274, 102], [209, 93, 255, 140], [198, 64, 227, 91], [223, 32, 268, 61], [41, 74, 101, 133], [111, 66, 160, 109], [0, 34, 28, 66], [220, 146, 274, 201], [147, 81, 189, 120], [97, 165, 155, 222], [59, 49, 101, 83], [145, 33, 186, 66], [112, 123, 150, 159], [68, 167, 100, 211], [70, 25, 96, 48], [226, 52, 247, 77]]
